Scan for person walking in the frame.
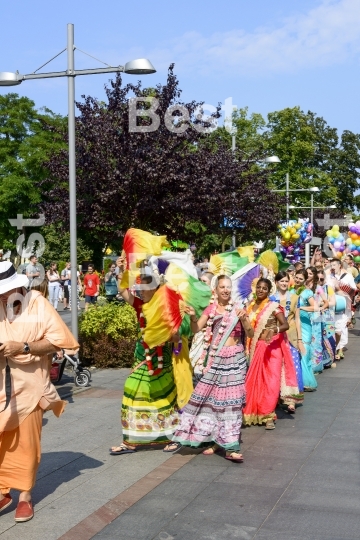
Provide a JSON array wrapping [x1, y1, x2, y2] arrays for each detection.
[[68, 265, 81, 311], [168, 275, 253, 462], [104, 263, 118, 302], [61, 262, 70, 310], [82, 264, 100, 310], [243, 278, 301, 429], [46, 262, 61, 310], [0, 262, 78, 523]]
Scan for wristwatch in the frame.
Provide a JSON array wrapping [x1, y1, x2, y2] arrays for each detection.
[[23, 342, 30, 353]]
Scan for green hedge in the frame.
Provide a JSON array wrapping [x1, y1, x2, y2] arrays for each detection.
[[79, 302, 138, 368]]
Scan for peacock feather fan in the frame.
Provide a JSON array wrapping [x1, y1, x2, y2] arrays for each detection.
[[255, 250, 279, 274], [165, 263, 211, 319], [231, 263, 261, 303], [142, 285, 184, 349], [209, 251, 249, 276], [123, 228, 169, 267]]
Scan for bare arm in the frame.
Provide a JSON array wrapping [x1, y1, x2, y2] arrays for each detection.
[[0, 338, 59, 359]]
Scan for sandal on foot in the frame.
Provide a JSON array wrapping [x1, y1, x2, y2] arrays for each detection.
[[202, 444, 221, 455], [287, 405, 295, 413], [225, 452, 244, 463], [163, 442, 181, 453], [110, 443, 136, 455], [265, 420, 276, 430]]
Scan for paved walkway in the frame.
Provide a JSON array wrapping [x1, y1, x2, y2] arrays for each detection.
[[0, 317, 359, 539]]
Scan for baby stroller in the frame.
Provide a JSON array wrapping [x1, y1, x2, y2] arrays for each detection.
[[50, 350, 92, 387]]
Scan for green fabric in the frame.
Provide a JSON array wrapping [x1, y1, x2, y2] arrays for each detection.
[[121, 341, 179, 446]]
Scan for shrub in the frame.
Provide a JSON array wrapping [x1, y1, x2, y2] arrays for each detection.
[[79, 302, 138, 368]]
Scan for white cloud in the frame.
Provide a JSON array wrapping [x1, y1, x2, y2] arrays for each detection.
[[145, 0, 360, 76]]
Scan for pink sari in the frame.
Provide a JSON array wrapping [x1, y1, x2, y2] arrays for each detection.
[[243, 301, 300, 426]]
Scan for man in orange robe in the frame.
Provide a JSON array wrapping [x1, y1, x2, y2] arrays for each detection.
[[0, 262, 78, 523]]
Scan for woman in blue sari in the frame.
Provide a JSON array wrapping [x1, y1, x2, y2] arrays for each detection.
[[297, 268, 328, 390]]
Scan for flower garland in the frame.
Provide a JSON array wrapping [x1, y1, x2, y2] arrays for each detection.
[[139, 311, 164, 376], [197, 299, 234, 372], [246, 298, 270, 328]]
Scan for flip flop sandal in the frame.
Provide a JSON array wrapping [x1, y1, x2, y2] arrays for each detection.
[[265, 421, 276, 430], [163, 442, 181, 453], [109, 444, 136, 455], [202, 444, 221, 455], [225, 453, 244, 463]]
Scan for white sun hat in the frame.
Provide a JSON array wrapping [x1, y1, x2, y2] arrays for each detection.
[[0, 261, 29, 294]]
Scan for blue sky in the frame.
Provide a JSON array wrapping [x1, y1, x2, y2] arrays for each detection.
[[1, 0, 359, 136]]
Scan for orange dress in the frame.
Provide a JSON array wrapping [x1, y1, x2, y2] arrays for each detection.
[[0, 290, 78, 493]]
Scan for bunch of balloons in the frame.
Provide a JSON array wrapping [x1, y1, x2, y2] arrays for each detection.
[[345, 220, 360, 263], [326, 225, 345, 258], [278, 219, 313, 262]]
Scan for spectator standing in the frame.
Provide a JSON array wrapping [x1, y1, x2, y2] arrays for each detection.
[[83, 264, 100, 310], [46, 263, 61, 310], [343, 254, 359, 279], [104, 263, 118, 302], [68, 265, 81, 311], [25, 256, 40, 288], [61, 262, 70, 310]]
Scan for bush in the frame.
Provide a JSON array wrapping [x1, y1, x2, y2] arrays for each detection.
[[79, 302, 138, 368]]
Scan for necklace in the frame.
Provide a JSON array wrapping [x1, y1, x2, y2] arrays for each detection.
[[198, 299, 234, 368], [247, 298, 269, 327], [139, 310, 164, 376]]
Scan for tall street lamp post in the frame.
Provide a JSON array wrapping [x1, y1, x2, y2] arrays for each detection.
[[0, 23, 156, 340]]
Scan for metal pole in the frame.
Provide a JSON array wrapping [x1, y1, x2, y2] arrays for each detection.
[[310, 193, 314, 226], [231, 135, 236, 248], [286, 172, 289, 220], [67, 23, 78, 341]]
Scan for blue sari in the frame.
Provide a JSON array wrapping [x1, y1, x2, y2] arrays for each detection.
[[298, 289, 318, 390]]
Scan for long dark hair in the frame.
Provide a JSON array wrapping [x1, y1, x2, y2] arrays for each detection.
[[307, 266, 319, 293], [49, 262, 57, 276], [295, 269, 308, 281]]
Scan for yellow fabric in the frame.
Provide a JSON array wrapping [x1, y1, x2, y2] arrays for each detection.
[[257, 250, 279, 273], [172, 337, 193, 409], [0, 290, 79, 433], [0, 405, 43, 493], [123, 228, 169, 265], [142, 286, 183, 349], [237, 246, 255, 262]]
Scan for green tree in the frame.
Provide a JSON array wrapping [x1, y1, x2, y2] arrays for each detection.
[[0, 93, 66, 255], [264, 107, 359, 212], [39, 225, 94, 267]]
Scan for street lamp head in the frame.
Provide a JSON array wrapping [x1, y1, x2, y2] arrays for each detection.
[[329, 205, 337, 208], [309, 187, 320, 192], [124, 59, 156, 75], [264, 155, 281, 163], [289, 205, 296, 209], [0, 72, 22, 86]]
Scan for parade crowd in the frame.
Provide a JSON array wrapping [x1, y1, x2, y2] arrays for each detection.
[[0, 228, 359, 523]]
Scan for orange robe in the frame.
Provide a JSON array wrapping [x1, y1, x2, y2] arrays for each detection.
[[0, 289, 78, 493]]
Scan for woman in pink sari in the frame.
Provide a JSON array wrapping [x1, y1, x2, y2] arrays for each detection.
[[243, 278, 301, 430]]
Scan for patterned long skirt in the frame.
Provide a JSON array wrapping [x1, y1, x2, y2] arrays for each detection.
[[121, 342, 179, 447], [172, 345, 247, 452]]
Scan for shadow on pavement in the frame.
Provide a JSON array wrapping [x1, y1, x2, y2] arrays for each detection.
[[33, 452, 103, 504]]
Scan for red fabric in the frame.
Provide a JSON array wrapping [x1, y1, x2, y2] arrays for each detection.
[[132, 296, 144, 320], [243, 333, 298, 419], [84, 273, 100, 296]]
